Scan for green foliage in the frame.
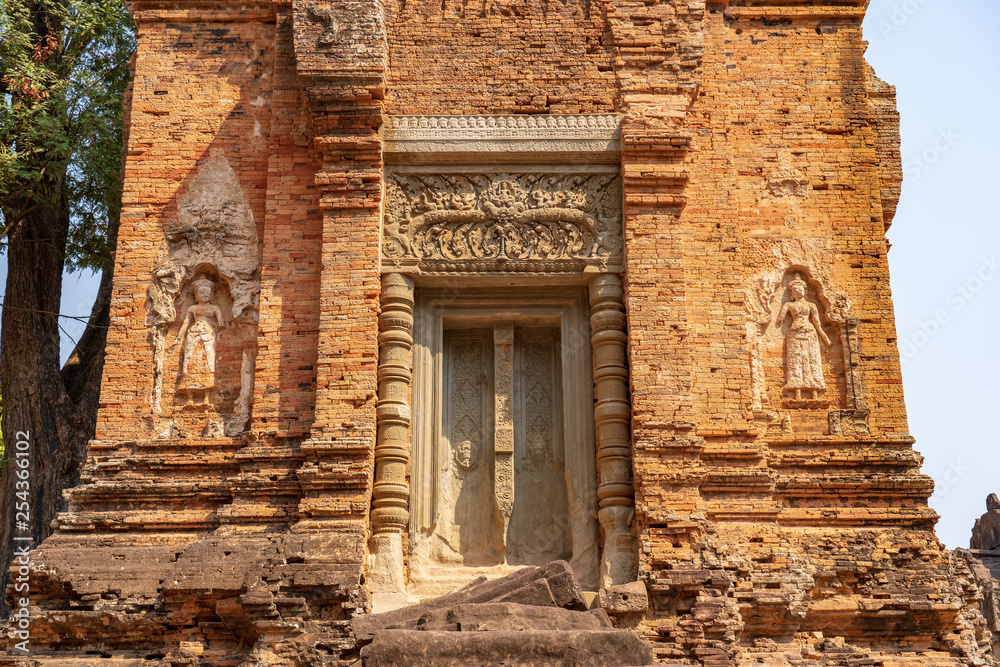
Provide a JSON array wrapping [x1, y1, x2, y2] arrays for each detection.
[[0, 0, 135, 271]]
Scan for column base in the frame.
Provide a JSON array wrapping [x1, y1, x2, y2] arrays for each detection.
[[599, 506, 639, 589], [368, 532, 406, 595]]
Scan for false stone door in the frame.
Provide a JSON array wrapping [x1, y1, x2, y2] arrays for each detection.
[[409, 292, 599, 596]]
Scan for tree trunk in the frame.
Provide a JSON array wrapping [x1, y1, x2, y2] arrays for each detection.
[[0, 0, 126, 615], [0, 198, 111, 614]]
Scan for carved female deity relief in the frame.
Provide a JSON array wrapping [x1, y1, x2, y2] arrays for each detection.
[[747, 265, 853, 422], [144, 151, 260, 437], [775, 274, 831, 400], [173, 277, 226, 392]]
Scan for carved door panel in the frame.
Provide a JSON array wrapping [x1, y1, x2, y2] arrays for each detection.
[[409, 293, 599, 594], [416, 326, 571, 572], [508, 328, 571, 565], [438, 329, 503, 567]]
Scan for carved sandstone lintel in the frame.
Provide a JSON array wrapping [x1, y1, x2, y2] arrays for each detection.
[[383, 172, 623, 275], [589, 274, 638, 588], [369, 273, 414, 594]]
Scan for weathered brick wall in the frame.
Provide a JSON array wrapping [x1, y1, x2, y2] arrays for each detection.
[[254, 8, 323, 440], [97, 3, 276, 443], [624, 5, 991, 664], [385, 0, 616, 115]]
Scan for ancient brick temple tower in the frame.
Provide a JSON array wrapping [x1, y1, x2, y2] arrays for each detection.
[[3, 0, 996, 665]]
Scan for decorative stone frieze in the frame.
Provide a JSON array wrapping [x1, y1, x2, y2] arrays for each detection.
[[381, 114, 622, 161], [382, 171, 623, 274]]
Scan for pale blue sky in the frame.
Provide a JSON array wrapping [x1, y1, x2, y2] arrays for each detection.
[[1, 0, 994, 549], [864, 0, 1000, 548]]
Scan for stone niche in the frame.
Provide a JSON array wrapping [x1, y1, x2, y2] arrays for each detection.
[[370, 115, 635, 607], [745, 254, 867, 438], [145, 151, 260, 439]]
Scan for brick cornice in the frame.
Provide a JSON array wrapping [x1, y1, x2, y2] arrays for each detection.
[[721, 0, 867, 19], [126, 0, 276, 23]]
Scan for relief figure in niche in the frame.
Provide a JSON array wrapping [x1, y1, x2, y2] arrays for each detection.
[[776, 274, 830, 399], [145, 151, 260, 436], [173, 277, 226, 392]]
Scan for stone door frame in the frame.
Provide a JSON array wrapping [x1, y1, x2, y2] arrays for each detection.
[[409, 288, 599, 593], [369, 115, 637, 606]]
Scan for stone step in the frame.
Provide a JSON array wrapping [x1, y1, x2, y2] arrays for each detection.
[[359, 629, 655, 667], [398, 602, 613, 633], [353, 560, 585, 641]]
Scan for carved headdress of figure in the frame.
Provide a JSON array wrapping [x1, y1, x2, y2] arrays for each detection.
[[192, 276, 215, 299], [788, 273, 808, 294]]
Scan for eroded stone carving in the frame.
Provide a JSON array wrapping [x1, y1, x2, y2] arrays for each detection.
[[145, 150, 260, 435], [494, 322, 516, 541], [292, 0, 386, 71], [775, 274, 831, 400], [383, 172, 623, 273], [147, 268, 179, 417], [305, 3, 339, 48], [767, 166, 810, 198], [744, 255, 861, 425], [828, 408, 871, 438], [232, 346, 256, 432], [455, 440, 476, 472], [173, 277, 226, 391]]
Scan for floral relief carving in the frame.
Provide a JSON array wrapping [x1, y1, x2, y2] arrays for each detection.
[[450, 340, 485, 472], [383, 172, 623, 273]]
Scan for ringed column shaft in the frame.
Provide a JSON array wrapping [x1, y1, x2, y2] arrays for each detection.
[[590, 274, 638, 587], [369, 273, 414, 594]]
